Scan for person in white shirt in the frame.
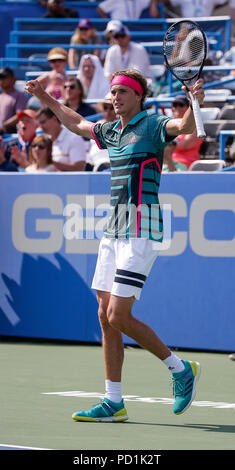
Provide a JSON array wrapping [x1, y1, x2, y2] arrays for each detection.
[[97, 0, 159, 20], [162, 0, 228, 17], [104, 24, 153, 80], [36, 107, 86, 171]]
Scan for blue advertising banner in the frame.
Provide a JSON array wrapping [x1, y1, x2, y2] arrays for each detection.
[[0, 172, 235, 351]]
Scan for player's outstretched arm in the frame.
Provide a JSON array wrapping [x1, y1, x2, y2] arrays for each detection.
[[25, 80, 94, 140]]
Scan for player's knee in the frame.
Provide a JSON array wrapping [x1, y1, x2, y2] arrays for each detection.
[[107, 306, 125, 332]]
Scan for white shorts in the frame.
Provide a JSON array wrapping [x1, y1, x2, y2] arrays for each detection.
[[91, 237, 160, 300]]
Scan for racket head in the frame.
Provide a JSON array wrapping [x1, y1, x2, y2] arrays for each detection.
[[163, 19, 207, 86]]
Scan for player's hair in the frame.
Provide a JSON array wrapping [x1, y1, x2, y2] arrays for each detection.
[[110, 68, 148, 110]]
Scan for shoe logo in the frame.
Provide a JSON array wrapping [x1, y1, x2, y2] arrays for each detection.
[[168, 366, 175, 370]]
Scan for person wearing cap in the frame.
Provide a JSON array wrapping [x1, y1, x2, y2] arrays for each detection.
[[3, 109, 38, 170], [27, 48, 69, 111], [43, 0, 78, 18], [103, 23, 153, 80], [97, 0, 160, 20], [163, 95, 204, 171], [0, 67, 28, 134], [25, 69, 204, 422], [68, 19, 102, 70]]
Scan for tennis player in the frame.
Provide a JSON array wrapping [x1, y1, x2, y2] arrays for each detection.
[[25, 70, 204, 422]]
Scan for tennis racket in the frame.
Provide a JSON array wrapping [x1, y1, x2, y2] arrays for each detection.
[[163, 19, 207, 138]]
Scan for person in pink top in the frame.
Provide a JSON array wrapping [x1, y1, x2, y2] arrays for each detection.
[[163, 95, 204, 171]]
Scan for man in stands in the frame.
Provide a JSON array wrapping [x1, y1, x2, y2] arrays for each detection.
[[97, 0, 160, 19], [0, 67, 28, 135], [43, 0, 78, 18], [104, 23, 153, 80], [3, 109, 38, 170], [36, 107, 86, 171]]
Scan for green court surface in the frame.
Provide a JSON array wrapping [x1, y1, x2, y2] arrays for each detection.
[[0, 341, 235, 451]]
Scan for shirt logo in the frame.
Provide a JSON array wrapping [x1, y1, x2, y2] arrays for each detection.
[[129, 136, 137, 143]]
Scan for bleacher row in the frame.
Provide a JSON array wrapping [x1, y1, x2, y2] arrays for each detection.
[[1, 1, 235, 170]]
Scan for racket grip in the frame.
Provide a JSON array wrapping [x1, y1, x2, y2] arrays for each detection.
[[189, 92, 206, 138]]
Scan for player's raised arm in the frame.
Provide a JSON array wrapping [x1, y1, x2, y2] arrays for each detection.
[[166, 79, 205, 136], [25, 79, 94, 140]]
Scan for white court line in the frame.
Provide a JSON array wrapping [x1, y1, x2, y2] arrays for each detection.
[[0, 444, 52, 450], [42, 391, 235, 410]]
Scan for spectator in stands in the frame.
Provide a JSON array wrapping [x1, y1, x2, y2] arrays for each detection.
[[5, 109, 38, 170], [25, 134, 57, 173], [63, 76, 97, 117], [161, 0, 228, 17], [97, 0, 160, 19], [68, 19, 102, 69], [0, 67, 28, 134], [28, 48, 68, 110], [38, 47, 68, 97], [36, 107, 86, 171], [77, 54, 110, 100], [0, 137, 18, 172], [163, 96, 204, 171], [43, 0, 79, 18], [103, 23, 153, 80], [86, 92, 117, 171]]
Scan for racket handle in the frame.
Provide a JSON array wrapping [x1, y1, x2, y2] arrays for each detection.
[[189, 92, 206, 138]]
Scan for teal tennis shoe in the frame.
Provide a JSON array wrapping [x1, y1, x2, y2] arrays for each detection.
[[72, 398, 128, 422], [172, 360, 201, 415]]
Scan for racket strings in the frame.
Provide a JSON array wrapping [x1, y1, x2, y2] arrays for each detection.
[[164, 23, 206, 81]]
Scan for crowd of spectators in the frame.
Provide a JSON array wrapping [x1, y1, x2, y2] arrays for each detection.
[[1, 0, 235, 173]]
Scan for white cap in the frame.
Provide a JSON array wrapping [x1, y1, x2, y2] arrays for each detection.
[[104, 20, 122, 35]]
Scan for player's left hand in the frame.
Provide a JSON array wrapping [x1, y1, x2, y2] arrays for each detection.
[[182, 79, 205, 106]]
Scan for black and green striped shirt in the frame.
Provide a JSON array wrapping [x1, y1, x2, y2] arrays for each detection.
[[91, 110, 173, 241]]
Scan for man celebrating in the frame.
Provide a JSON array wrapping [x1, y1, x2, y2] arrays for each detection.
[[25, 69, 204, 422]]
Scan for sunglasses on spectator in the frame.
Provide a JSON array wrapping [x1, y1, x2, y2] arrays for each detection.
[[32, 144, 46, 149], [64, 84, 80, 90], [79, 27, 89, 31], [103, 105, 114, 111], [172, 103, 185, 108], [114, 33, 126, 39]]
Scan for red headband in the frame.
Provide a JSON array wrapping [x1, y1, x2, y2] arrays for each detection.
[[110, 75, 143, 95]]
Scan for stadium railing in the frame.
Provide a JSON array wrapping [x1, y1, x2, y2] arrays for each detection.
[[12, 16, 231, 52]]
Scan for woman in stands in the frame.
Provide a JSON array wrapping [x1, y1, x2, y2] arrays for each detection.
[[25, 134, 56, 173], [77, 54, 109, 102], [68, 19, 102, 70]]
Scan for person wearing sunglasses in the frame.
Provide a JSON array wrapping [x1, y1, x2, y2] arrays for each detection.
[[68, 19, 102, 70], [25, 135, 56, 173], [104, 23, 153, 81], [63, 77, 97, 118], [163, 95, 204, 171]]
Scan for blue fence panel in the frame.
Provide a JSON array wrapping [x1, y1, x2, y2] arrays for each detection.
[[0, 173, 235, 351]]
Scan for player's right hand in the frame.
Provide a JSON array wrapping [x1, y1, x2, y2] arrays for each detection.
[[25, 79, 44, 98]]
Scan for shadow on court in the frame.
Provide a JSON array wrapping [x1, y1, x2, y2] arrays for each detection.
[[128, 422, 235, 433]]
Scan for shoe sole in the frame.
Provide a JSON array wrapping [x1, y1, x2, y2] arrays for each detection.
[[174, 361, 201, 415], [72, 414, 128, 422]]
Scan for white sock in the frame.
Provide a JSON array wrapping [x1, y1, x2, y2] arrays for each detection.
[[105, 380, 122, 403], [162, 352, 185, 374]]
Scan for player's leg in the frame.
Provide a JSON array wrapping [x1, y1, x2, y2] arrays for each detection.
[[107, 293, 171, 360], [96, 290, 124, 383]]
